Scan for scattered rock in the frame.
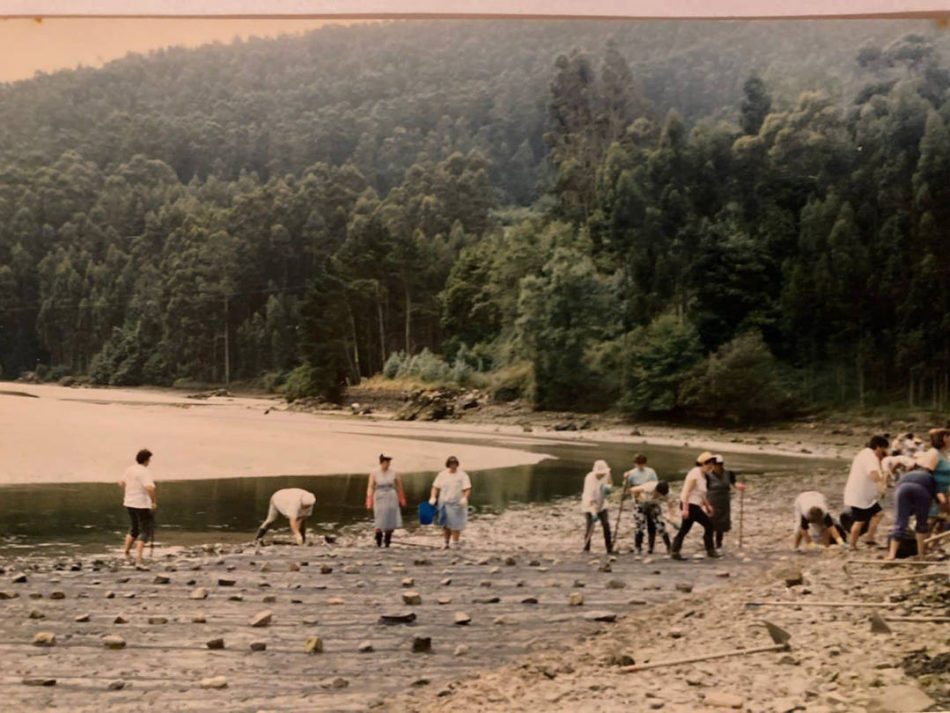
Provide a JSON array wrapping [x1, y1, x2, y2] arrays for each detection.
[[606, 579, 626, 590], [12, 574, 27, 584], [401, 577, 415, 587], [675, 582, 694, 593], [190, 587, 209, 600], [453, 612, 472, 625], [217, 578, 236, 587], [192, 614, 206, 623], [153, 575, 170, 585], [250, 642, 267, 652], [199, 676, 228, 689], [28, 609, 44, 619], [32, 632, 56, 646], [775, 565, 804, 587], [704, 691, 744, 708], [74, 613, 90, 622], [206, 638, 225, 650], [440, 578, 452, 586], [402, 591, 422, 605], [250, 610, 272, 628], [320, 677, 349, 689], [583, 610, 618, 623], [113, 615, 128, 624], [22, 678, 56, 687], [108, 680, 125, 690], [869, 613, 892, 635], [568, 592, 584, 606], [102, 635, 126, 649], [412, 636, 432, 653], [305, 636, 324, 654], [454, 644, 469, 656], [49, 591, 65, 600], [148, 616, 168, 625], [379, 611, 417, 624], [358, 641, 374, 653], [867, 685, 935, 712]]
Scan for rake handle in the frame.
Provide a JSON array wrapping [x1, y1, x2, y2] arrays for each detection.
[[622, 643, 789, 672]]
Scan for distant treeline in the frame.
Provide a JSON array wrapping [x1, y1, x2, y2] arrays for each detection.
[[0, 21, 948, 419]]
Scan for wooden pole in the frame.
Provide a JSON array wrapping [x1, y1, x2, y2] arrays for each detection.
[[848, 559, 943, 566], [622, 643, 789, 672], [746, 601, 893, 608], [884, 616, 950, 623], [738, 487, 744, 549], [924, 529, 950, 545], [879, 572, 946, 583]]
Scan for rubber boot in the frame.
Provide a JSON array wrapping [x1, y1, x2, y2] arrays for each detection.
[[374, 530, 383, 548]]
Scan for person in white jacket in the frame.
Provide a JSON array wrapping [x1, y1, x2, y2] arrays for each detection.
[[582, 459, 613, 553]]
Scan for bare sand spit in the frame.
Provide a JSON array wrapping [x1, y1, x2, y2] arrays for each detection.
[[0, 385, 555, 485]]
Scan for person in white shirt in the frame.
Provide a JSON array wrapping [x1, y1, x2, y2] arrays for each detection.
[[843, 435, 889, 548], [882, 451, 917, 487], [255, 488, 316, 545], [623, 454, 658, 488], [582, 459, 613, 553], [429, 456, 472, 549], [793, 491, 846, 549], [671, 451, 721, 560], [119, 448, 157, 567]]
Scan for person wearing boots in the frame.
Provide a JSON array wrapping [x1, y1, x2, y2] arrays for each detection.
[[671, 452, 721, 560]]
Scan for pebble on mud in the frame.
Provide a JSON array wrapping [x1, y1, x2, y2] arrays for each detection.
[[199, 676, 228, 689], [250, 610, 272, 627], [402, 591, 422, 605], [22, 678, 56, 687], [704, 691, 744, 708], [412, 636, 432, 653], [206, 638, 225, 649], [32, 632, 56, 646], [454, 612, 472, 625], [102, 635, 126, 649], [190, 587, 209, 600], [305, 636, 324, 654], [568, 592, 584, 606], [250, 642, 267, 651]]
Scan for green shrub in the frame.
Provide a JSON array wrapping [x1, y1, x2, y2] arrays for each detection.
[[681, 331, 799, 422]]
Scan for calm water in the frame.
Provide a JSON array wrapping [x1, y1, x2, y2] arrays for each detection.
[[0, 435, 839, 554]]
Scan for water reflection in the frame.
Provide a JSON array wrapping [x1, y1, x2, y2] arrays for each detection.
[[0, 437, 838, 552]]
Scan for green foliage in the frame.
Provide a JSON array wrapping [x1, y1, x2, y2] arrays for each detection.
[[681, 331, 798, 422], [621, 314, 704, 415]]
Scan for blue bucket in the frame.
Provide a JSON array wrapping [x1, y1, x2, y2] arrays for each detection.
[[418, 501, 437, 526]]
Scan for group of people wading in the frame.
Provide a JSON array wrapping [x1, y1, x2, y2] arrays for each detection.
[[117, 431, 949, 566]]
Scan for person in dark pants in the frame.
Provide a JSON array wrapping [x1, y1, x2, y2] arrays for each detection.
[[582, 459, 613, 553], [671, 451, 721, 560], [119, 448, 156, 568], [887, 450, 948, 561], [706, 455, 742, 549]]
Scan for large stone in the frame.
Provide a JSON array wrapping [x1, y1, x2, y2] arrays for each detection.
[[250, 610, 272, 628], [190, 587, 209, 600], [199, 676, 228, 689], [379, 611, 417, 624], [206, 638, 225, 649], [775, 566, 804, 587], [32, 632, 56, 646], [453, 612, 472, 625], [583, 610, 618, 623], [102, 635, 126, 649], [217, 578, 236, 587], [568, 592, 584, 607], [704, 691, 745, 709], [867, 685, 935, 712], [250, 642, 267, 652], [402, 590, 422, 605], [304, 636, 324, 654], [22, 678, 56, 687], [412, 636, 432, 653]]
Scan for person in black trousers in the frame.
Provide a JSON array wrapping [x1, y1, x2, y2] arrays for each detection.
[[671, 451, 721, 560]]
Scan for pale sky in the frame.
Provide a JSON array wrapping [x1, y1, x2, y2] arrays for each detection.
[[0, 18, 354, 82]]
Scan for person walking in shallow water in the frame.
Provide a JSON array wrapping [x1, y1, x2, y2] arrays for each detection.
[[671, 451, 721, 560], [366, 453, 406, 547], [582, 459, 614, 553], [429, 456, 471, 549], [119, 448, 156, 568]]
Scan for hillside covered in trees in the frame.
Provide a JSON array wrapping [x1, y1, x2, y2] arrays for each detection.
[[1, 20, 949, 419]]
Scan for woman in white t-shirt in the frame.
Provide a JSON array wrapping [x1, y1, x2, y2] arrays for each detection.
[[429, 456, 472, 549], [119, 448, 157, 568], [670, 451, 721, 560]]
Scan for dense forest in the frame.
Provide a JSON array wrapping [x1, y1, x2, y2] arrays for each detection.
[[1, 20, 949, 419]]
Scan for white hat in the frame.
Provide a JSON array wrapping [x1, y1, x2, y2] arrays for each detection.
[[592, 459, 611, 475], [712, 454, 725, 465]]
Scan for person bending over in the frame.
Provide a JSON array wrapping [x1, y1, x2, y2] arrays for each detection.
[[792, 491, 846, 550], [256, 488, 316, 545], [886, 450, 947, 561]]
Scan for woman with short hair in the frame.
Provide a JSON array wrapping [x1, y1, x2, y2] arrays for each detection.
[[671, 451, 721, 560], [886, 449, 948, 560], [429, 456, 472, 549]]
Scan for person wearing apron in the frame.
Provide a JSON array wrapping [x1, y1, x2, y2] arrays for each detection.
[[366, 454, 406, 548], [706, 455, 737, 549]]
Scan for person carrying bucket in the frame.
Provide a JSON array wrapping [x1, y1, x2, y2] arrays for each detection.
[[582, 459, 614, 553], [429, 456, 472, 549]]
